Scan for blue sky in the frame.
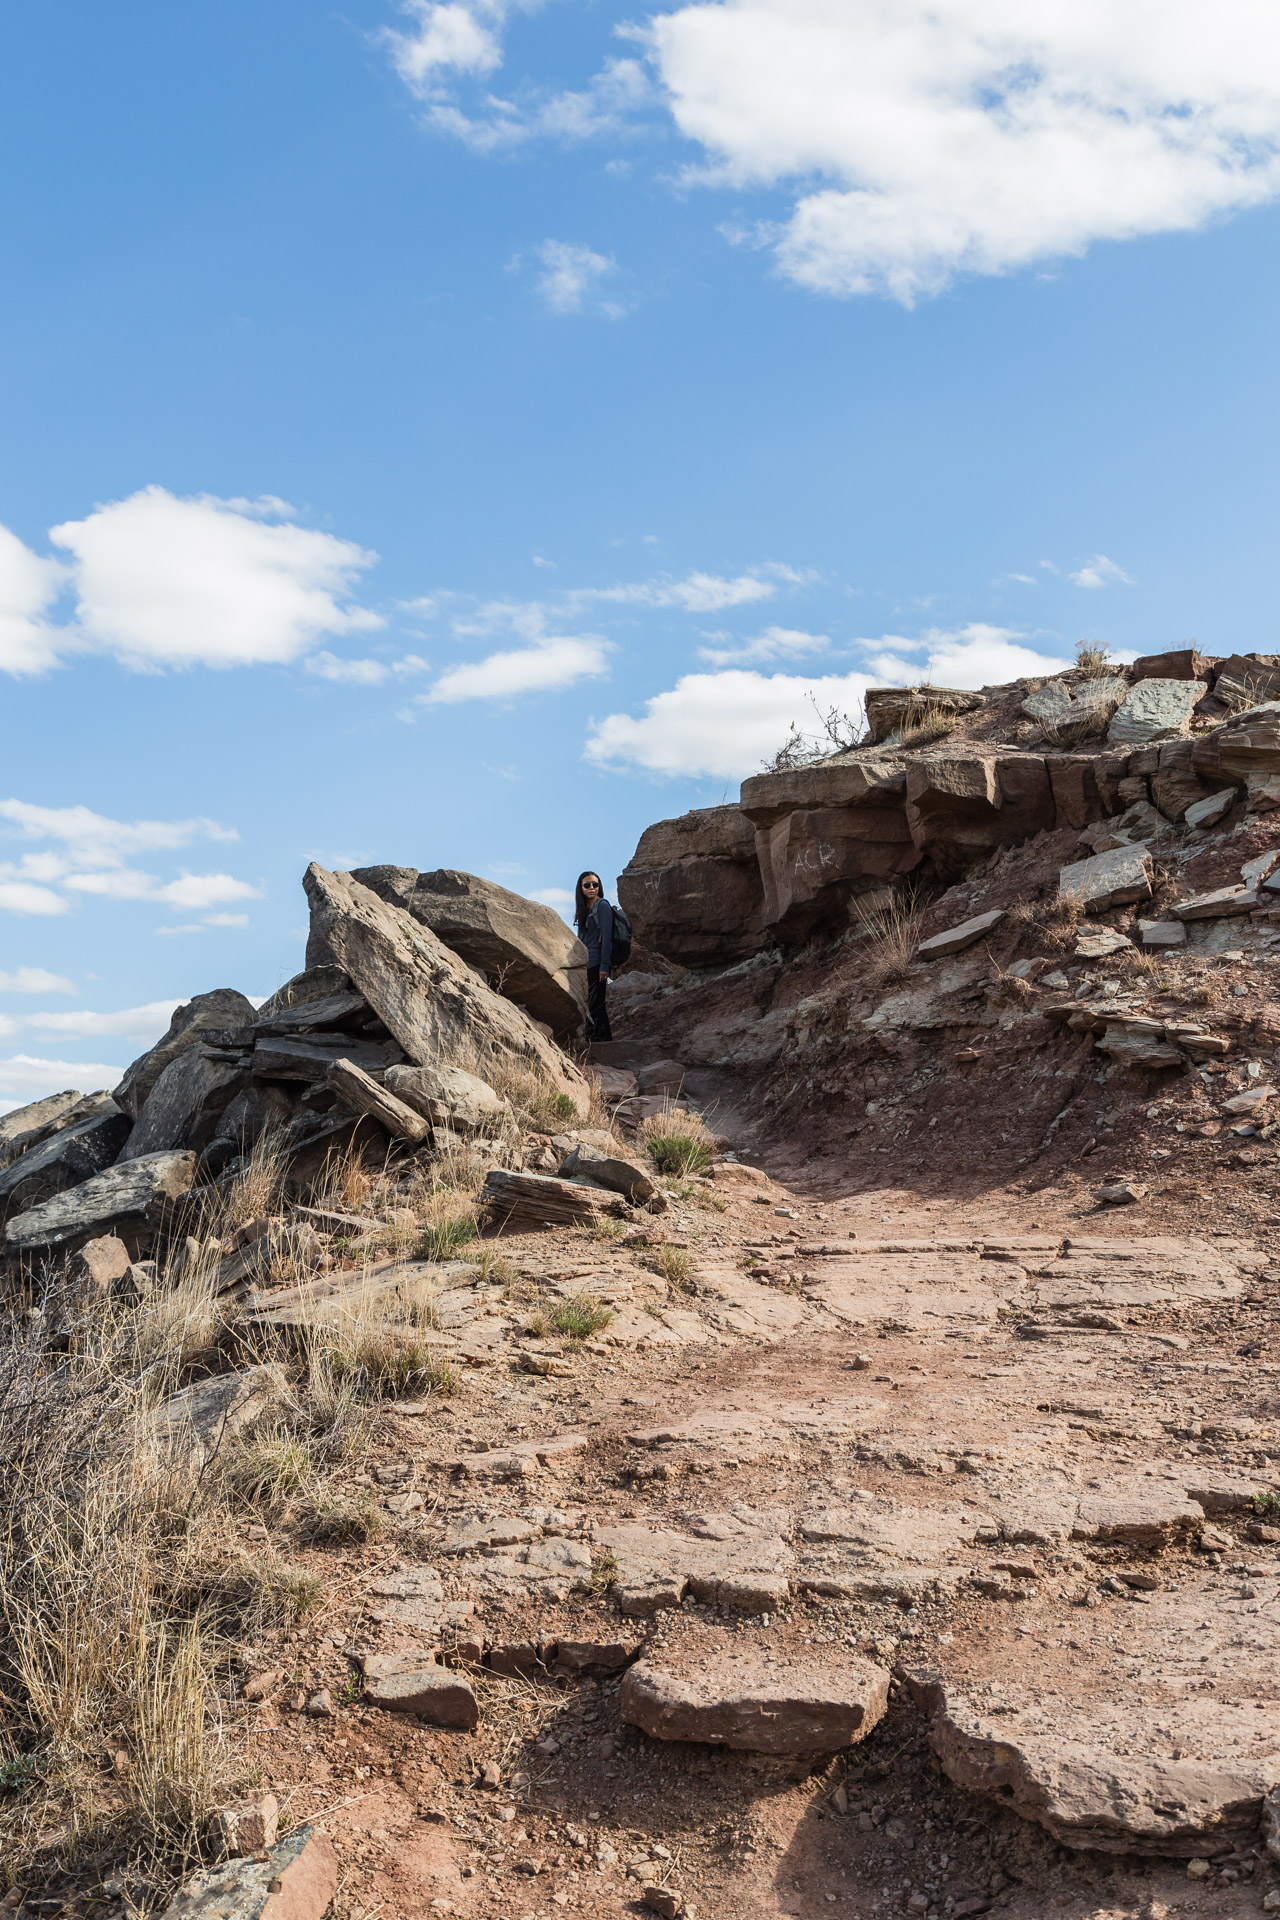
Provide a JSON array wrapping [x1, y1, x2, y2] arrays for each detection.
[[2, 0, 1279, 1109]]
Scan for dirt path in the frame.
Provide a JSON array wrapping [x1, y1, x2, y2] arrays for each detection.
[[226, 1162, 1280, 1920]]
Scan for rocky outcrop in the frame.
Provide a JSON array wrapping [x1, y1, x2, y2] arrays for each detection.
[[303, 864, 588, 1116], [617, 806, 768, 966], [344, 865, 588, 1039], [620, 657, 1280, 965]]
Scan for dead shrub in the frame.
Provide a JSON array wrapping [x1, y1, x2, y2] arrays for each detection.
[[1075, 639, 1113, 678], [855, 894, 925, 993]]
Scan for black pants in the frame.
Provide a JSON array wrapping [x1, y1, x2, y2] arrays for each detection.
[[587, 966, 612, 1042]]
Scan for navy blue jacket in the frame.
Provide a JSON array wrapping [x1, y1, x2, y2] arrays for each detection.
[[583, 899, 614, 973]]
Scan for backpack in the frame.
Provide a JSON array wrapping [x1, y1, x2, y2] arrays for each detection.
[[606, 899, 633, 968]]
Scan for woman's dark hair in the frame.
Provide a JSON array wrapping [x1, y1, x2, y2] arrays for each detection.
[[574, 871, 603, 932]]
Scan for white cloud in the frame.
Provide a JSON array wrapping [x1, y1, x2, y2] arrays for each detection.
[[0, 799, 260, 920], [0, 798, 238, 867], [587, 667, 877, 779], [644, 0, 1280, 301], [0, 525, 68, 676], [0, 880, 68, 916], [202, 911, 251, 928], [388, 1, 652, 152], [862, 622, 1073, 688], [573, 568, 790, 612], [385, 0, 506, 87], [0, 968, 76, 995], [423, 635, 612, 704], [0, 1055, 124, 1115], [697, 624, 829, 666], [47, 487, 382, 670], [398, 0, 1280, 302], [528, 886, 574, 907], [535, 240, 626, 316], [25, 1000, 181, 1041], [1070, 554, 1133, 589], [306, 650, 428, 683]]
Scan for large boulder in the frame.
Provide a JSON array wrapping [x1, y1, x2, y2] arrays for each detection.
[[617, 806, 768, 967], [1194, 705, 1280, 808], [331, 866, 587, 1040], [740, 757, 918, 942], [120, 1050, 246, 1161], [115, 989, 257, 1119], [4, 1149, 196, 1254], [0, 1105, 132, 1216], [384, 1062, 511, 1135], [302, 865, 589, 1115], [905, 751, 1054, 872]]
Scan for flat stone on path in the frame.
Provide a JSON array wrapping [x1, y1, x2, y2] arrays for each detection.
[[362, 1662, 478, 1728], [621, 1652, 890, 1755], [917, 910, 1004, 959], [907, 1570, 1280, 1855]]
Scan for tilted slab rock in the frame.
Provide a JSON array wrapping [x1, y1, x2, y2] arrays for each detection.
[[1058, 844, 1153, 911], [917, 909, 1004, 959], [1171, 884, 1257, 920], [160, 1824, 338, 1920], [303, 863, 588, 1113], [0, 1106, 132, 1214], [1184, 788, 1237, 831], [1138, 919, 1186, 948], [621, 1652, 890, 1755], [252, 986, 369, 1035], [907, 1573, 1280, 1855], [327, 1056, 429, 1142], [4, 1148, 196, 1252], [115, 989, 257, 1119], [480, 1168, 624, 1231], [0, 1088, 105, 1167], [349, 864, 588, 1039], [558, 1141, 657, 1202]]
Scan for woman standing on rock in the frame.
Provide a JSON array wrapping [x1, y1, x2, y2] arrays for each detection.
[[574, 870, 614, 1042]]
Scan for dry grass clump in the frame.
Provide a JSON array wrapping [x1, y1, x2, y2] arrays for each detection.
[[1009, 891, 1085, 953], [549, 1293, 613, 1341], [0, 1304, 241, 1890], [854, 894, 925, 993], [639, 1104, 716, 1178], [462, 1049, 579, 1135], [1075, 639, 1113, 678], [655, 1244, 694, 1290]]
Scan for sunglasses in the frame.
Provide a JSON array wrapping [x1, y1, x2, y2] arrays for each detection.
[[582, 880, 601, 889]]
